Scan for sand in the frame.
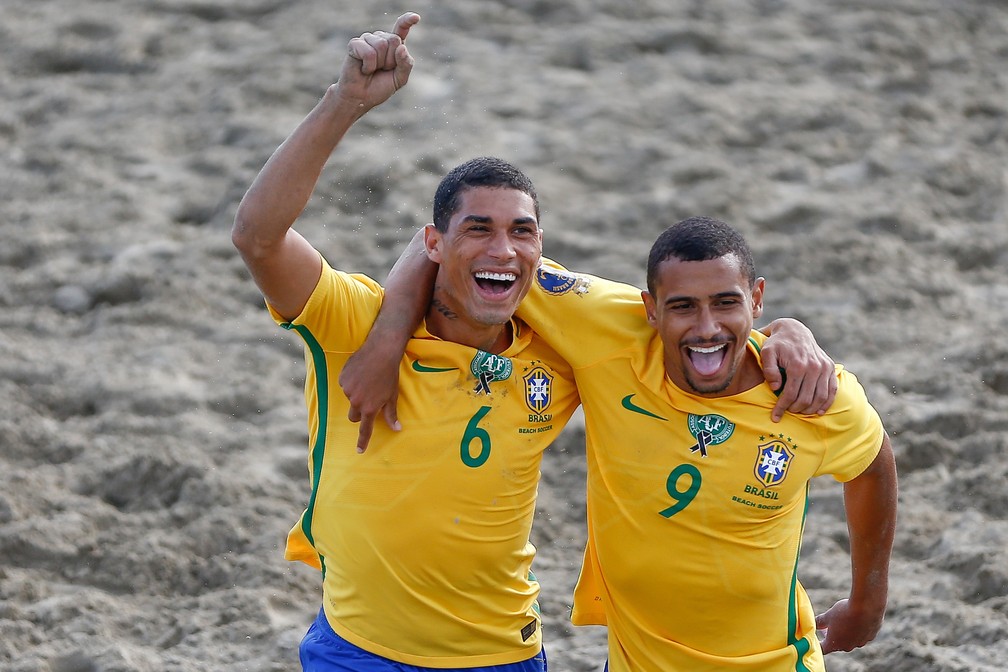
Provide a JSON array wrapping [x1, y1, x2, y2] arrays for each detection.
[[1, 0, 1007, 670]]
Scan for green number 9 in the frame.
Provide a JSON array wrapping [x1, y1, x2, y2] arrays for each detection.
[[460, 406, 492, 467], [659, 463, 701, 517]]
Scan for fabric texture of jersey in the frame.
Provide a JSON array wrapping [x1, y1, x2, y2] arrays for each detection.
[[269, 255, 579, 668], [516, 261, 885, 672]]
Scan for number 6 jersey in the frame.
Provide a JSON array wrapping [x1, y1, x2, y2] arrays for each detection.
[[269, 256, 579, 668], [517, 260, 883, 672]]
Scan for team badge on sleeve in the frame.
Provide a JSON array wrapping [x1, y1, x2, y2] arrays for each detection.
[[754, 438, 795, 487], [523, 366, 553, 414], [536, 267, 577, 294], [536, 266, 592, 296]]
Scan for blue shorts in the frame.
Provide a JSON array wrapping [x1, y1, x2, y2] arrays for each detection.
[[299, 609, 548, 672]]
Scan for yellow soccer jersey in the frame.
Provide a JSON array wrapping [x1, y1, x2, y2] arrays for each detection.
[[517, 262, 884, 672], [268, 256, 579, 668]]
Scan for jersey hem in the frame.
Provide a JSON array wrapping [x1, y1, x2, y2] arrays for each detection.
[[321, 605, 543, 668]]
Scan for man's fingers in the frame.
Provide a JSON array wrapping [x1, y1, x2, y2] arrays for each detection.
[[771, 397, 787, 423], [774, 372, 824, 420], [383, 403, 402, 432], [762, 349, 787, 421], [392, 44, 414, 90], [814, 608, 835, 653], [393, 12, 421, 41], [362, 31, 401, 70], [347, 36, 380, 75], [348, 29, 414, 80], [345, 10, 419, 79], [356, 415, 375, 454], [771, 369, 800, 422], [792, 361, 837, 416], [761, 349, 783, 391], [816, 371, 839, 415]]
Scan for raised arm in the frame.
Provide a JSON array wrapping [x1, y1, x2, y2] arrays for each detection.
[[759, 318, 839, 422], [815, 432, 898, 653], [231, 12, 420, 320], [339, 229, 436, 452]]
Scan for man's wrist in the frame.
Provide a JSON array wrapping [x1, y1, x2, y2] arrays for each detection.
[[322, 84, 370, 123], [363, 323, 411, 357]]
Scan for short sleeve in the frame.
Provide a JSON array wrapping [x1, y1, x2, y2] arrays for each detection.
[[816, 367, 885, 482], [516, 258, 651, 368], [266, 255, 384, 353]]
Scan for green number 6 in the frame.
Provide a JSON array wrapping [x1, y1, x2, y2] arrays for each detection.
[[659, 463, 701, 517], [460, 406, 492, 467]]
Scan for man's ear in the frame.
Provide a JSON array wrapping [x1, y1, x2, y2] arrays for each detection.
[[751, 277, 766, 319], [642, 290, 658, 328], [423, 223, 442, 263]]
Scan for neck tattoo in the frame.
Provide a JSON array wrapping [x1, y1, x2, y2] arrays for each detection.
[[431, 298, 458, 320]]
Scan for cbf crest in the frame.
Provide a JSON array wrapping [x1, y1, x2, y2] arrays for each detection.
[[754, 438, 795, 487], [523, 366, 553, 414]]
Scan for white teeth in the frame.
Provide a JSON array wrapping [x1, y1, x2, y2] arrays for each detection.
[[689, 345, 725, 353], [475, 271, 517, 282]]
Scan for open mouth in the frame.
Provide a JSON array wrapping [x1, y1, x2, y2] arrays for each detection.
[[687, 343, 727, 377], [474, 271, 517, 296]]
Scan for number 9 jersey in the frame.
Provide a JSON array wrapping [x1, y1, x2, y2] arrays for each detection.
[[517, 260, 884, 672]]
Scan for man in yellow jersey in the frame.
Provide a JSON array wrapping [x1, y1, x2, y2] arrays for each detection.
[[346, 217, 896, 672], [513, 217, 897, 671], [232, 13, 581, 671], [233, 11, 839, 672]]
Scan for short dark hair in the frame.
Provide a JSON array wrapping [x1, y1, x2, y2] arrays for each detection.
[[646, 216, 756, 295], [432, 157, 540, 232]]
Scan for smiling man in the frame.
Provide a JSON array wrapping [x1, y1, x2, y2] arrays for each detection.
[[231, 13, 581, 672], [512, 216, 899, 671], [232, 10, 845, 672], [423, 167, 543, 353], [642, 225, 769, 396]]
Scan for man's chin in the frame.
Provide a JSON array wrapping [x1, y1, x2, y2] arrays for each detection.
[[685, 373, 732, 396], [472, 308, 516, 328]]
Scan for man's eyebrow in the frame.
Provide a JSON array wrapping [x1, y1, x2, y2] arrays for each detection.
[[663, 293, 694, 305], [460, 214, 537, 225], [664, 290, 744, 304]]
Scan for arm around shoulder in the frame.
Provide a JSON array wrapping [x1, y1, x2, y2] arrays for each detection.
[[759, 318, 838, 421], [339, 228, 437, 452], [516, 262, 648, 366]]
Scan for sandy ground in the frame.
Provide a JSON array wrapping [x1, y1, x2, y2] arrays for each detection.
[[1, 0, 1007, 670]]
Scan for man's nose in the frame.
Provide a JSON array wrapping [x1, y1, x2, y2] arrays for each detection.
[[694, 306, 719, 337], [487, 231, 516, 259]]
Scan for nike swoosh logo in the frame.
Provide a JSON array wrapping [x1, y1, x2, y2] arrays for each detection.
[[411, 360, 457, 373], [621, 394, 668, 421]]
